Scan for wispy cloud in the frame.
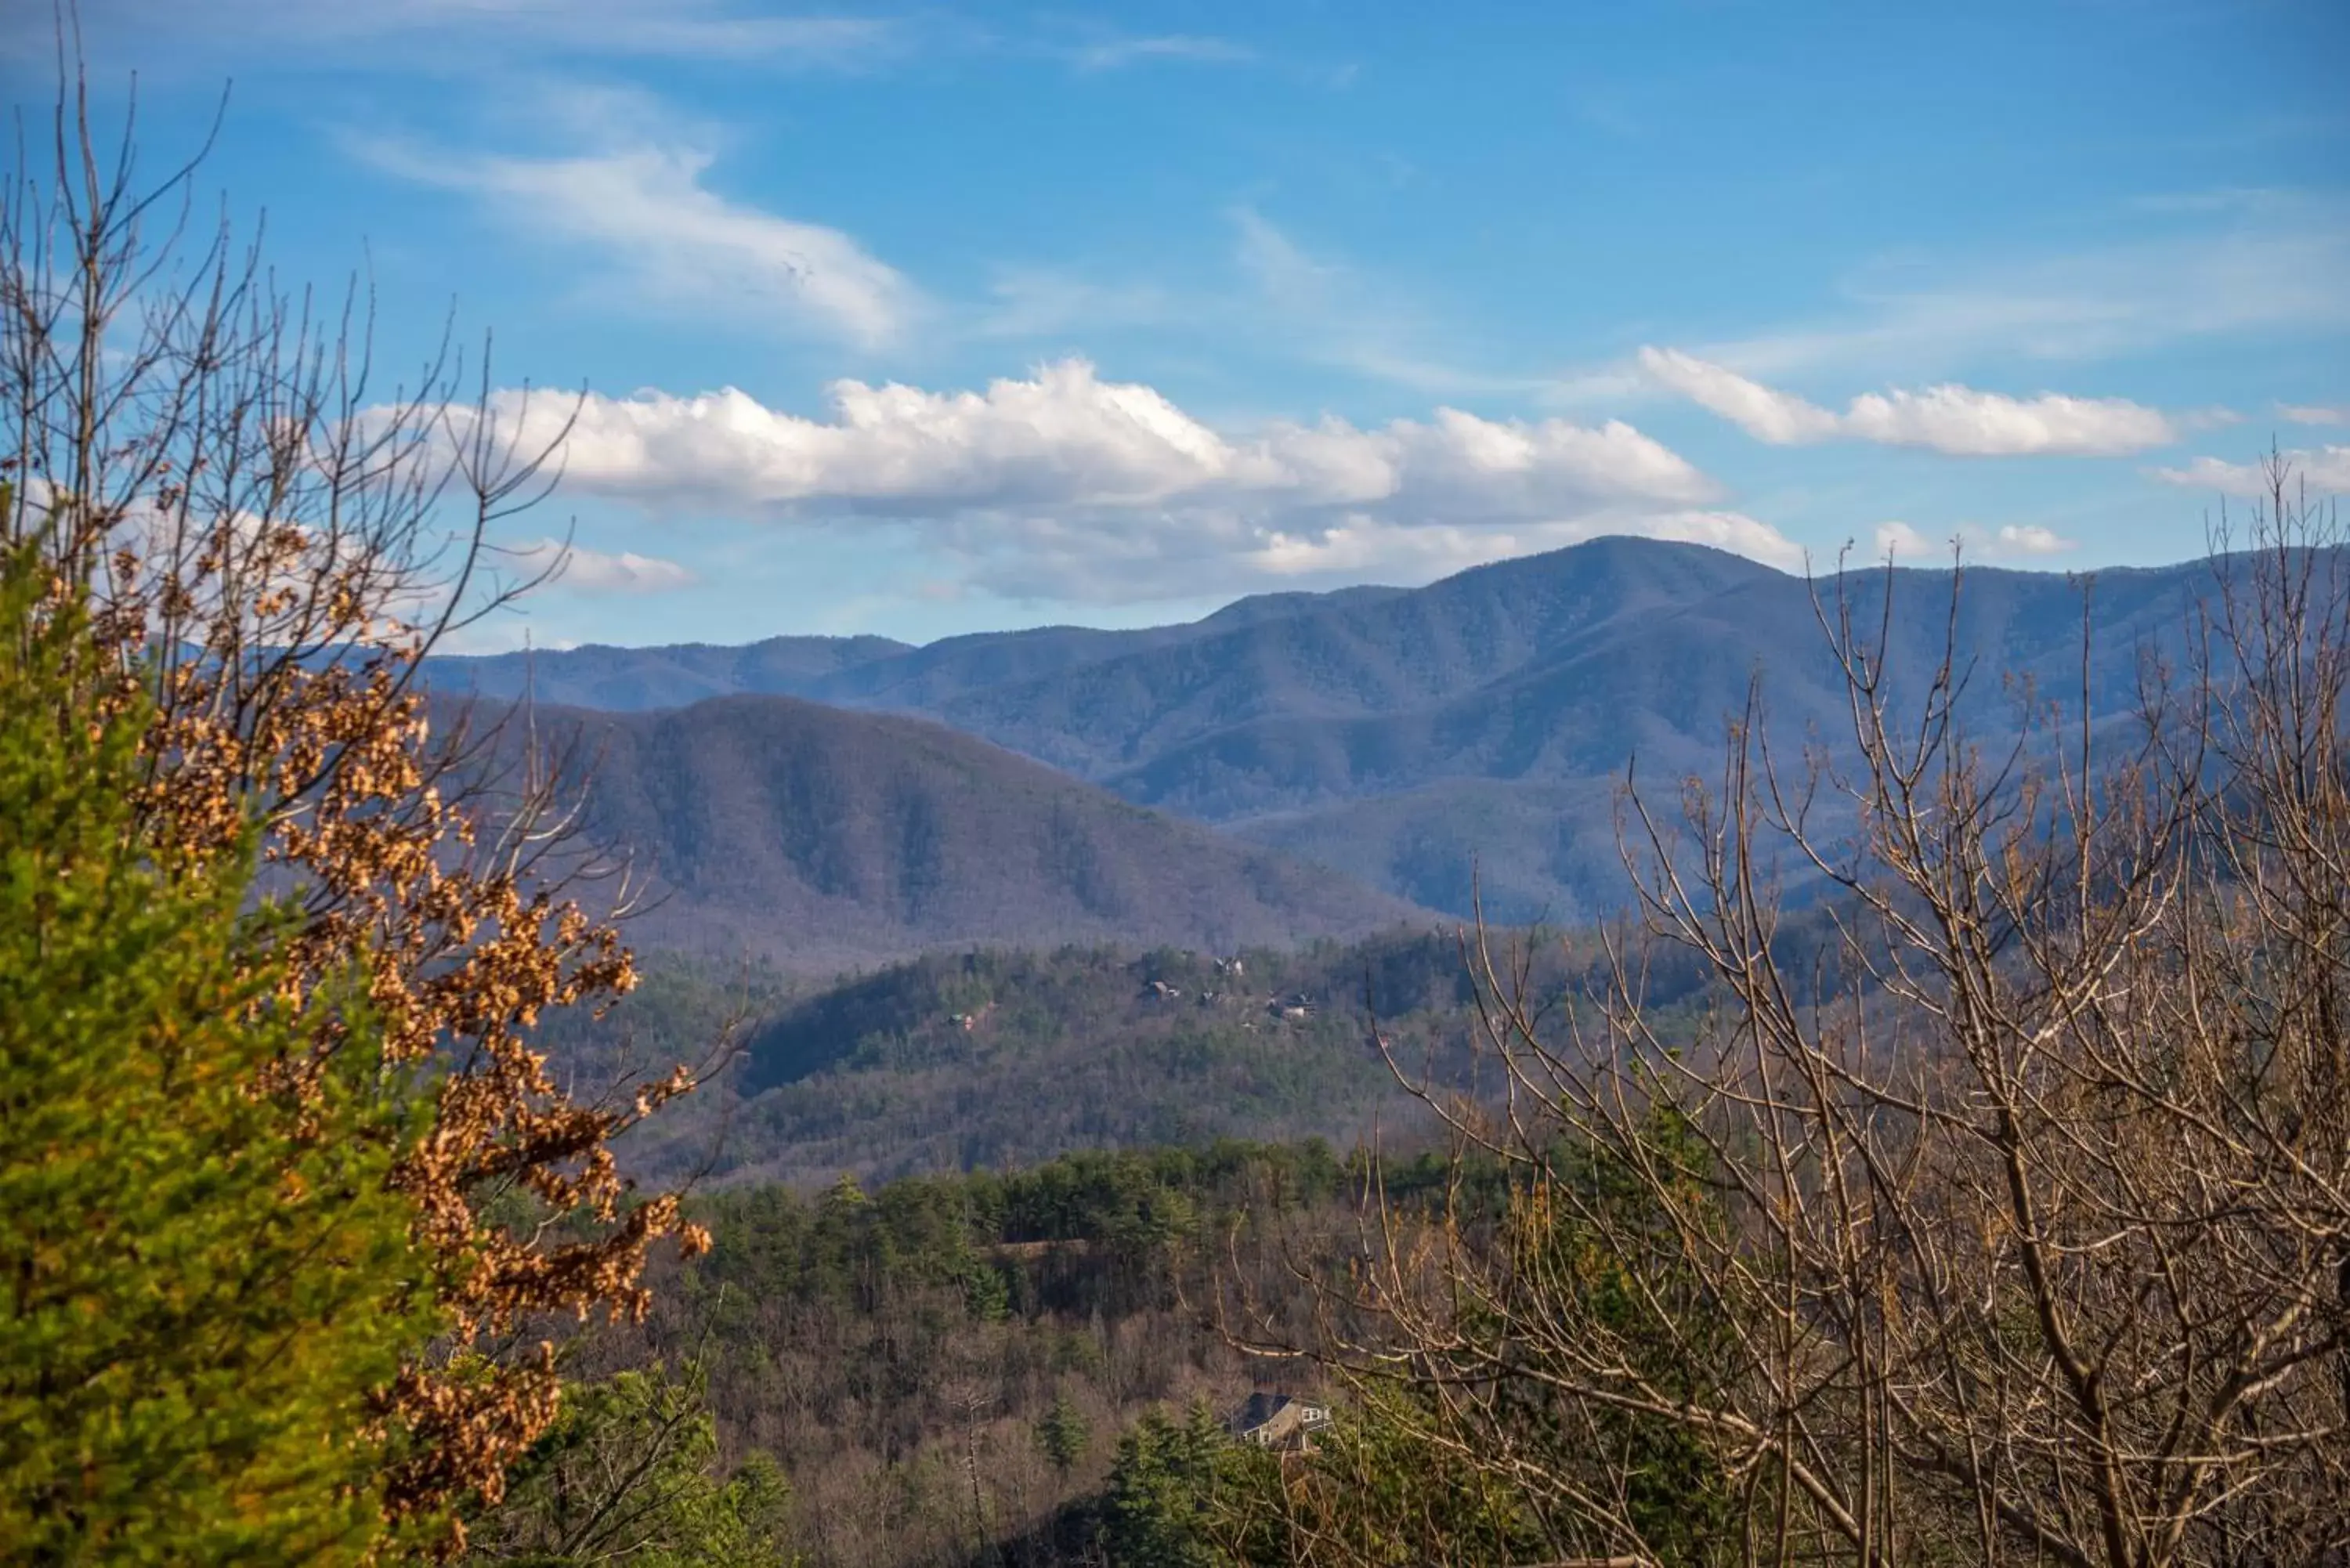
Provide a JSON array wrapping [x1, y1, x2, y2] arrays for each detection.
[[1233, 208, 1546, 397], [505, 537, 697, 594], [2278, 403, 2347, 426], [1752, 201, 2350, 378], [1065, 33, 1255, 72], [1640, 349, 2180, 457], [1542, 194, 2350, 410], [1231, 209, 1336, 315], [356, 125, 919, 349], [2154, 446, 2350, 497], [972, 268, 1180, 341], [417, 359, 1795, 602]]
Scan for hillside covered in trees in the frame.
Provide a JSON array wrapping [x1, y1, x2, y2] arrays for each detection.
[[536, 925, 1734, 1188], [535, 1138, 1512, 1568], [476, 692, 1433, 972], [431, 537, 2245, 923]]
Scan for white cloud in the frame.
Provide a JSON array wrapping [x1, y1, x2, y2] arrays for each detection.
[[1874, 522, 1938, 561], [457, 359, 1719, 515], [2278, 403, 2347, 426], [1640, 349, 2178, 457], [2154, 446, 2350, 497], [1838, 390, 2175, 457], [1639, 349, 1844, 445], [1871, 520, 2078, 562], [427, 359, 1789, 600], [1995, 524, 2077, 556], [507, 538, 697, 594], [359, 135, 917, 348]]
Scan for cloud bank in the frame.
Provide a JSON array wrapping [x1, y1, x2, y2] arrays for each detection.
[[436, 359, 1797, 600], [1640, 348, 2179, 457]]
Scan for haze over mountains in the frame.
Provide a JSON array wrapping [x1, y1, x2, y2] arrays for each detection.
[[433, 537, 2250, 938]]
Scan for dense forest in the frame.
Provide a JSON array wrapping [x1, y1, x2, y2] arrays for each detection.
[[501, 1131, 1664, 1566], [557, 1140, 1393, 1567], [541, 911, 1773, 1196], [545, 932, 1679, 1187]]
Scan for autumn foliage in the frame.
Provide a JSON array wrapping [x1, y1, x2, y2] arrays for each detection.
[[2, 78, 707, 1548]]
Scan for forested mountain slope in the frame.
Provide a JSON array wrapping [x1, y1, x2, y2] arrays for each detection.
[[537, 925, 1735, 1190], [494, 694, 1429, 972], [436, 539, 2276, 923]]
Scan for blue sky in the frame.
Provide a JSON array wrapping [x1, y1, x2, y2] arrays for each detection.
[[11, 0, 2348, 650]]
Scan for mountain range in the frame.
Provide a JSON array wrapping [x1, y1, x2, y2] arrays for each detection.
[[491, 693, 1428, 973], [432, 537, 2250, 940]]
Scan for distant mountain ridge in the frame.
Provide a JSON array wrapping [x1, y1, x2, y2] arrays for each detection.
[[497, 692, 1429, 974], [428, 582, 1407, 714], [432, 537, 2281, 924]]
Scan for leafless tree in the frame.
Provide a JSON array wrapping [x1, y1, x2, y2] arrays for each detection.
[[1231, 461, 2349, 1567]]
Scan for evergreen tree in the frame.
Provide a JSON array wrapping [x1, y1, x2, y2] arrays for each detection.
[[1103, 1405, 1224, 1568], [1036, 1389, 1090, 1476], [460, 1360, 793, 1566], [1101, 1401, 1282, 1567], [0, 530, 436, 1563]]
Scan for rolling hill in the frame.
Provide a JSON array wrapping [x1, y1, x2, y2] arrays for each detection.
[[493, 693, 1431, 973]]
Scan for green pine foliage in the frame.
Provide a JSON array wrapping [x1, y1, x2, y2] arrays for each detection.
[[1279, 1384, 1544, 1564], [679, 1138, 1354, 1331], [1101, 1401, 1281, 1568], [461, 1360, 793, 1567], [1538, 1104, 1737, 1561], [0, 535, 438, 1563], [1036, 1389, 1090, 1476]]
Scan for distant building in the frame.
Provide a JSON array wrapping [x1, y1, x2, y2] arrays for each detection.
[[1227, 1391, 1331, 1451]]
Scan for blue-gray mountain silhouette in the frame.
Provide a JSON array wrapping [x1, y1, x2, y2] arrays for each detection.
[[431, 537, 2263, 926]]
